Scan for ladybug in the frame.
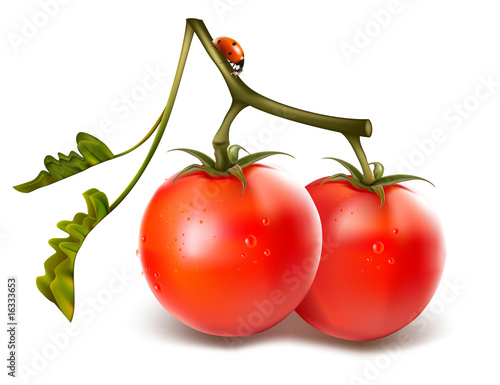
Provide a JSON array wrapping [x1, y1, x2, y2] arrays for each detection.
[[213, 36, 244, 76]]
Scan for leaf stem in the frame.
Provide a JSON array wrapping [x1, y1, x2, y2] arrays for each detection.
[[115, 108, 165, 158], [109, 24, 194, 212]]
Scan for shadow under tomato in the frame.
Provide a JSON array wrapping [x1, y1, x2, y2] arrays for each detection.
[[139, 302, 450, 352]]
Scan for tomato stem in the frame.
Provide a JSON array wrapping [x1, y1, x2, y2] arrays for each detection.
[[344, 134, 376, 185], [213, 100, 248, 170], [187, 18, 372, 139]]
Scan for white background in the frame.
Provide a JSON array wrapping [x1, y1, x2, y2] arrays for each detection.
[[1, 0, 499, 384]]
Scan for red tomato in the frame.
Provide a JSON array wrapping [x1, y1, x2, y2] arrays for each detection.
[[138, 164, 322, 336], [296, 178, 446, 341]]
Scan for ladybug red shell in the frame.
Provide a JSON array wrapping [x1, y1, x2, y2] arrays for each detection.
[[213, 36, 245, 75]]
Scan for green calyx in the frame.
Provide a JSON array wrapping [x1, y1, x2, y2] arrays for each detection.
[[321, 157, 434, 208], [169, 146, 292, 193]]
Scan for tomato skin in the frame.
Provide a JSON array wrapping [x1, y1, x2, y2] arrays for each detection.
[[138, 164, 322, 336], [296, 178, 446, 341]]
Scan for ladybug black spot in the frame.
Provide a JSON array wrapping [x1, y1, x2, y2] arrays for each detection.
[[228, 52, 232, 55], [217, 40, 221, 44], [232, 42, 236, 46]]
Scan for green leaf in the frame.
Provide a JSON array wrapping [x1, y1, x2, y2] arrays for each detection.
[[369, 162, 385, 180], [321, 173, 368, 191], [369, 185, 386, 209], [237, 151, 293, 169], [323, 157, 363, 181], [14, 133, 115, 193], [228, 145, 249, 164], [227, 164, 247, 193], [36, 188, 110, 321], [372, 174, 435, 187], [168, 148, 215, 168]]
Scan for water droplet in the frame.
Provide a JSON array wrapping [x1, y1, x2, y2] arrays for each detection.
[[245, 235, 257, 248], [241, 253, 247, 258], [190, 202, 193, 206], [141, 236, 147, 243], [174, 238, 178, 242], [393, 228, 399, 236], [178, 248, 182, 251], [135, 249, 140, 257], [154, 272, 160, 278], [377, 265, 381, 270], [388, 258, 395, 265], [262, 218, 270, 226], [335, 218, 338, 222], [154, 283, 162, 292], [187, 217, 191, 221], [181, 210, 185, 213], [199, 220, 203, 224], [361, 268, 365, 273], [237, 267, 241, 271], [203, 208, 207, 212], [264, 249, 271, 256], [173, 269, 178, 274], [373, 241, 384, 254], [367, 256, 372, 262], [253, 260, 258, 264], [145, 267, 150, 271], [351, 212, 354, 215], [340, 209, 344, 212]]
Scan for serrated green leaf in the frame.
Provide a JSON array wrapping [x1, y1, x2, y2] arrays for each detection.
[[227, 164, 247, 194], [237, 151, 293, 169], [14, 133, 115, 193], [168, 148, 215, 168], [228, 145, 249, 164], [372, 174, 435, 187], [36, 188, 110, 321], [321, 173, 368, 190], [369, 162, 385, 180], [369, 184, 386, 209], [323, 157, 363, 181]]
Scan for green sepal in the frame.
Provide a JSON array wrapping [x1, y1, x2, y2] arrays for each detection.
[[36, 188, 110, 321], [372, 174, 435, 187], [14, 133, 115, 193], [168, 148, 215, 168], [173, 164, 225, 184], [321, 173, 368, 191], [237, 151, 293, 169], [227, 164, 247, 194], [323, 157, 363, 181], [369, 162, 385, 180], [228, 145, 249, 164], [369, 184, 385, 209], [171, 146, 293, 192], [321, 157, 434, 209]]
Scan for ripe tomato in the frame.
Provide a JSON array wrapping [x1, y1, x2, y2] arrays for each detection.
[[138, 164, 322, 336], [296, 178, 446, 341]]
